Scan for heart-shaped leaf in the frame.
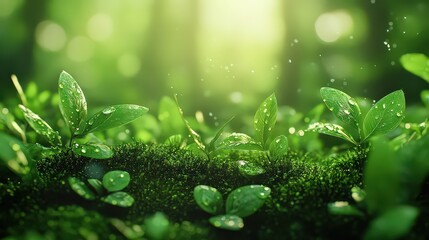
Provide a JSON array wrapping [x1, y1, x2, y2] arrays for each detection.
[[19, 105, 61, 146], [363, 90, 405, 140], [68, 177, 96, 200], [269, 135, 288, 161], [102, 170, 131, 192], [400, 53, 429, 82], [209, 215, 244, 231], [102, 191, 135, 207], [58, 71, 87, 135], [72, 143, 113, 159], [254, 93, 277, 148], [80, 104, 148, 135], [320, 87, 361, 129], [226, 185, 271, 217], [193, 185, 223, 215], [307, 122, 358, 145]]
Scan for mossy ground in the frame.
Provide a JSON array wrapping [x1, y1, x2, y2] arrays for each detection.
[[1, 142, 368, 239]]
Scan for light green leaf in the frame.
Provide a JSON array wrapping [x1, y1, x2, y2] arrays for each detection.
[[145, 212, 170, 240], [237, 160, 265, 177], [217, 133, 263, 151], [102, 170, 131, 192], [328, 201, 364, 217], [421, 90, 429, 108], [207, 116, 234, 153], [363, 90, 405, 140], [88, 179, 104, 194], [175, 96, 206, 152], [269, 135, 288, 161], [400, 53, 429, 82], [193, 185, 223, 215], [320, 87, 361, 129], [0, 105, 26, 142], [80, 104, 148, 135], [209, 215, 244, 231], [307, 122, 358, 145], [254, 93, 277, 148], [226, 185, 271, 217], [72, 143, 113, 159], [19, 105, 61, 146], [364, 138, 400, 214], [364, 205, 419, 240], [0, 132, 31, 176], [58, 71, 87, 135], [68, 177, 96, 200], [102, 191, 135, 207]]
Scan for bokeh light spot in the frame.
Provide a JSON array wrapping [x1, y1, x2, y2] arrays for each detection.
[[35, 20, 66, 51], [315, 10, 354, 43], [67, 36, 94, 62], [87, 13, 113, 42], [117, 53, 141, 77]]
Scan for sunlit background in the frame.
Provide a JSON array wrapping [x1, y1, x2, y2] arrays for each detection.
[[1, 0, 428, 119]]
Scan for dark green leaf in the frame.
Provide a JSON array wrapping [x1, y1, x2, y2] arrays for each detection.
[[193, 185, 223, 215], [88, 179, 103, 194], [58, 71, 87, 135], [226, 185, 271, 217], [328, 201, 364, 217], [0, 132, 32, 176], [307, 122, 357, 145], [217, 133, 263, 151], [81, 104, 148, 135], [209, 215, 244, 231], [363, 90, 405, 140], [207, 116, 234, 153], [320, 87, 361, 129], [72, 143, 113, 159], [364, 138, 400, 214], [102, 170, 131, 192], [237, 160, 265, 177], [254, 93, 277, 148], [102, 191, 135, 207], [145, 212, 170, 240], [269, 135, 288, 161], [364, 205, 419, 240], [68, 177, 96, 200], [400, 53, 429, 82], [19, 105, 61, 146]]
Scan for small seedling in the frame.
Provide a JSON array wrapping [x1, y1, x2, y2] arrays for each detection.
[[308, 87, 405, 146], [17, 71, 148, 159], [68, 170, 135, 207], [193, 184, 271, 231]]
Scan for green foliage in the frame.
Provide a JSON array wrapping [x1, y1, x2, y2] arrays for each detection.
[[268, 135, 288, 161], [0, 132, 33, 177], [400, 53, 429, 82], [193, 185, 223, 215], [102, 170, 131, 192], [225, 185, 271, 218], [309, 87, 405, 146], [254, 93, 278, 148]]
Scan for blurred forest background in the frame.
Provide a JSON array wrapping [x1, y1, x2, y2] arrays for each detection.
[[1, 0, 428, 120]]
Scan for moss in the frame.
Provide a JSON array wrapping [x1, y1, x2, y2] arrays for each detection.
[[1, 142, 368, 239]]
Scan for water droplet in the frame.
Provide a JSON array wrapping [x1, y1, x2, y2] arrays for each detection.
[[348, 99, 356, 106], [382, 104, 386, 109], [81, 148, 86, 154], [102, 107, 116, 115], [88, 118, 94, 125], [396, 112, 402, 117], [59, 84, 64, 89], [344, 110, 350, 115]]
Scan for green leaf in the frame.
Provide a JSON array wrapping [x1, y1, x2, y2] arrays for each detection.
[[193, 185, 223, 215], [174, 96, 206, 152], [226, 185, 271, 217], [307, 122, 358, 145], [0, 105, 26, 142], [421, 90, 429, 108], [209, 215, 244, 231], [110, 218, 144, 239], [320, 87, 361, 129], [269, 135, 288, 161], [144, 212, 170, 240], [328, 201, 364, 217], [254, 93, 277, 148], [364, 138, 400, 214], [207, 116, 234, 153], [164, 134, 183, 147], [364, 205, 419, 240], [88, 179, 104, 194], [68, 177, 96, 200], [0, 132, 32, 176], [58, 71, 87, 135], [80, 104, 148, 135], [18, 105, 61, 146], [363, 90, 405, 140], [400, 53, 429, 82], [72, 143, 113, 159], [102, 191, 135, 207], [102, 170, 131, 192], [217, 133, 263, 151], [237, 160, 265, 177]]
